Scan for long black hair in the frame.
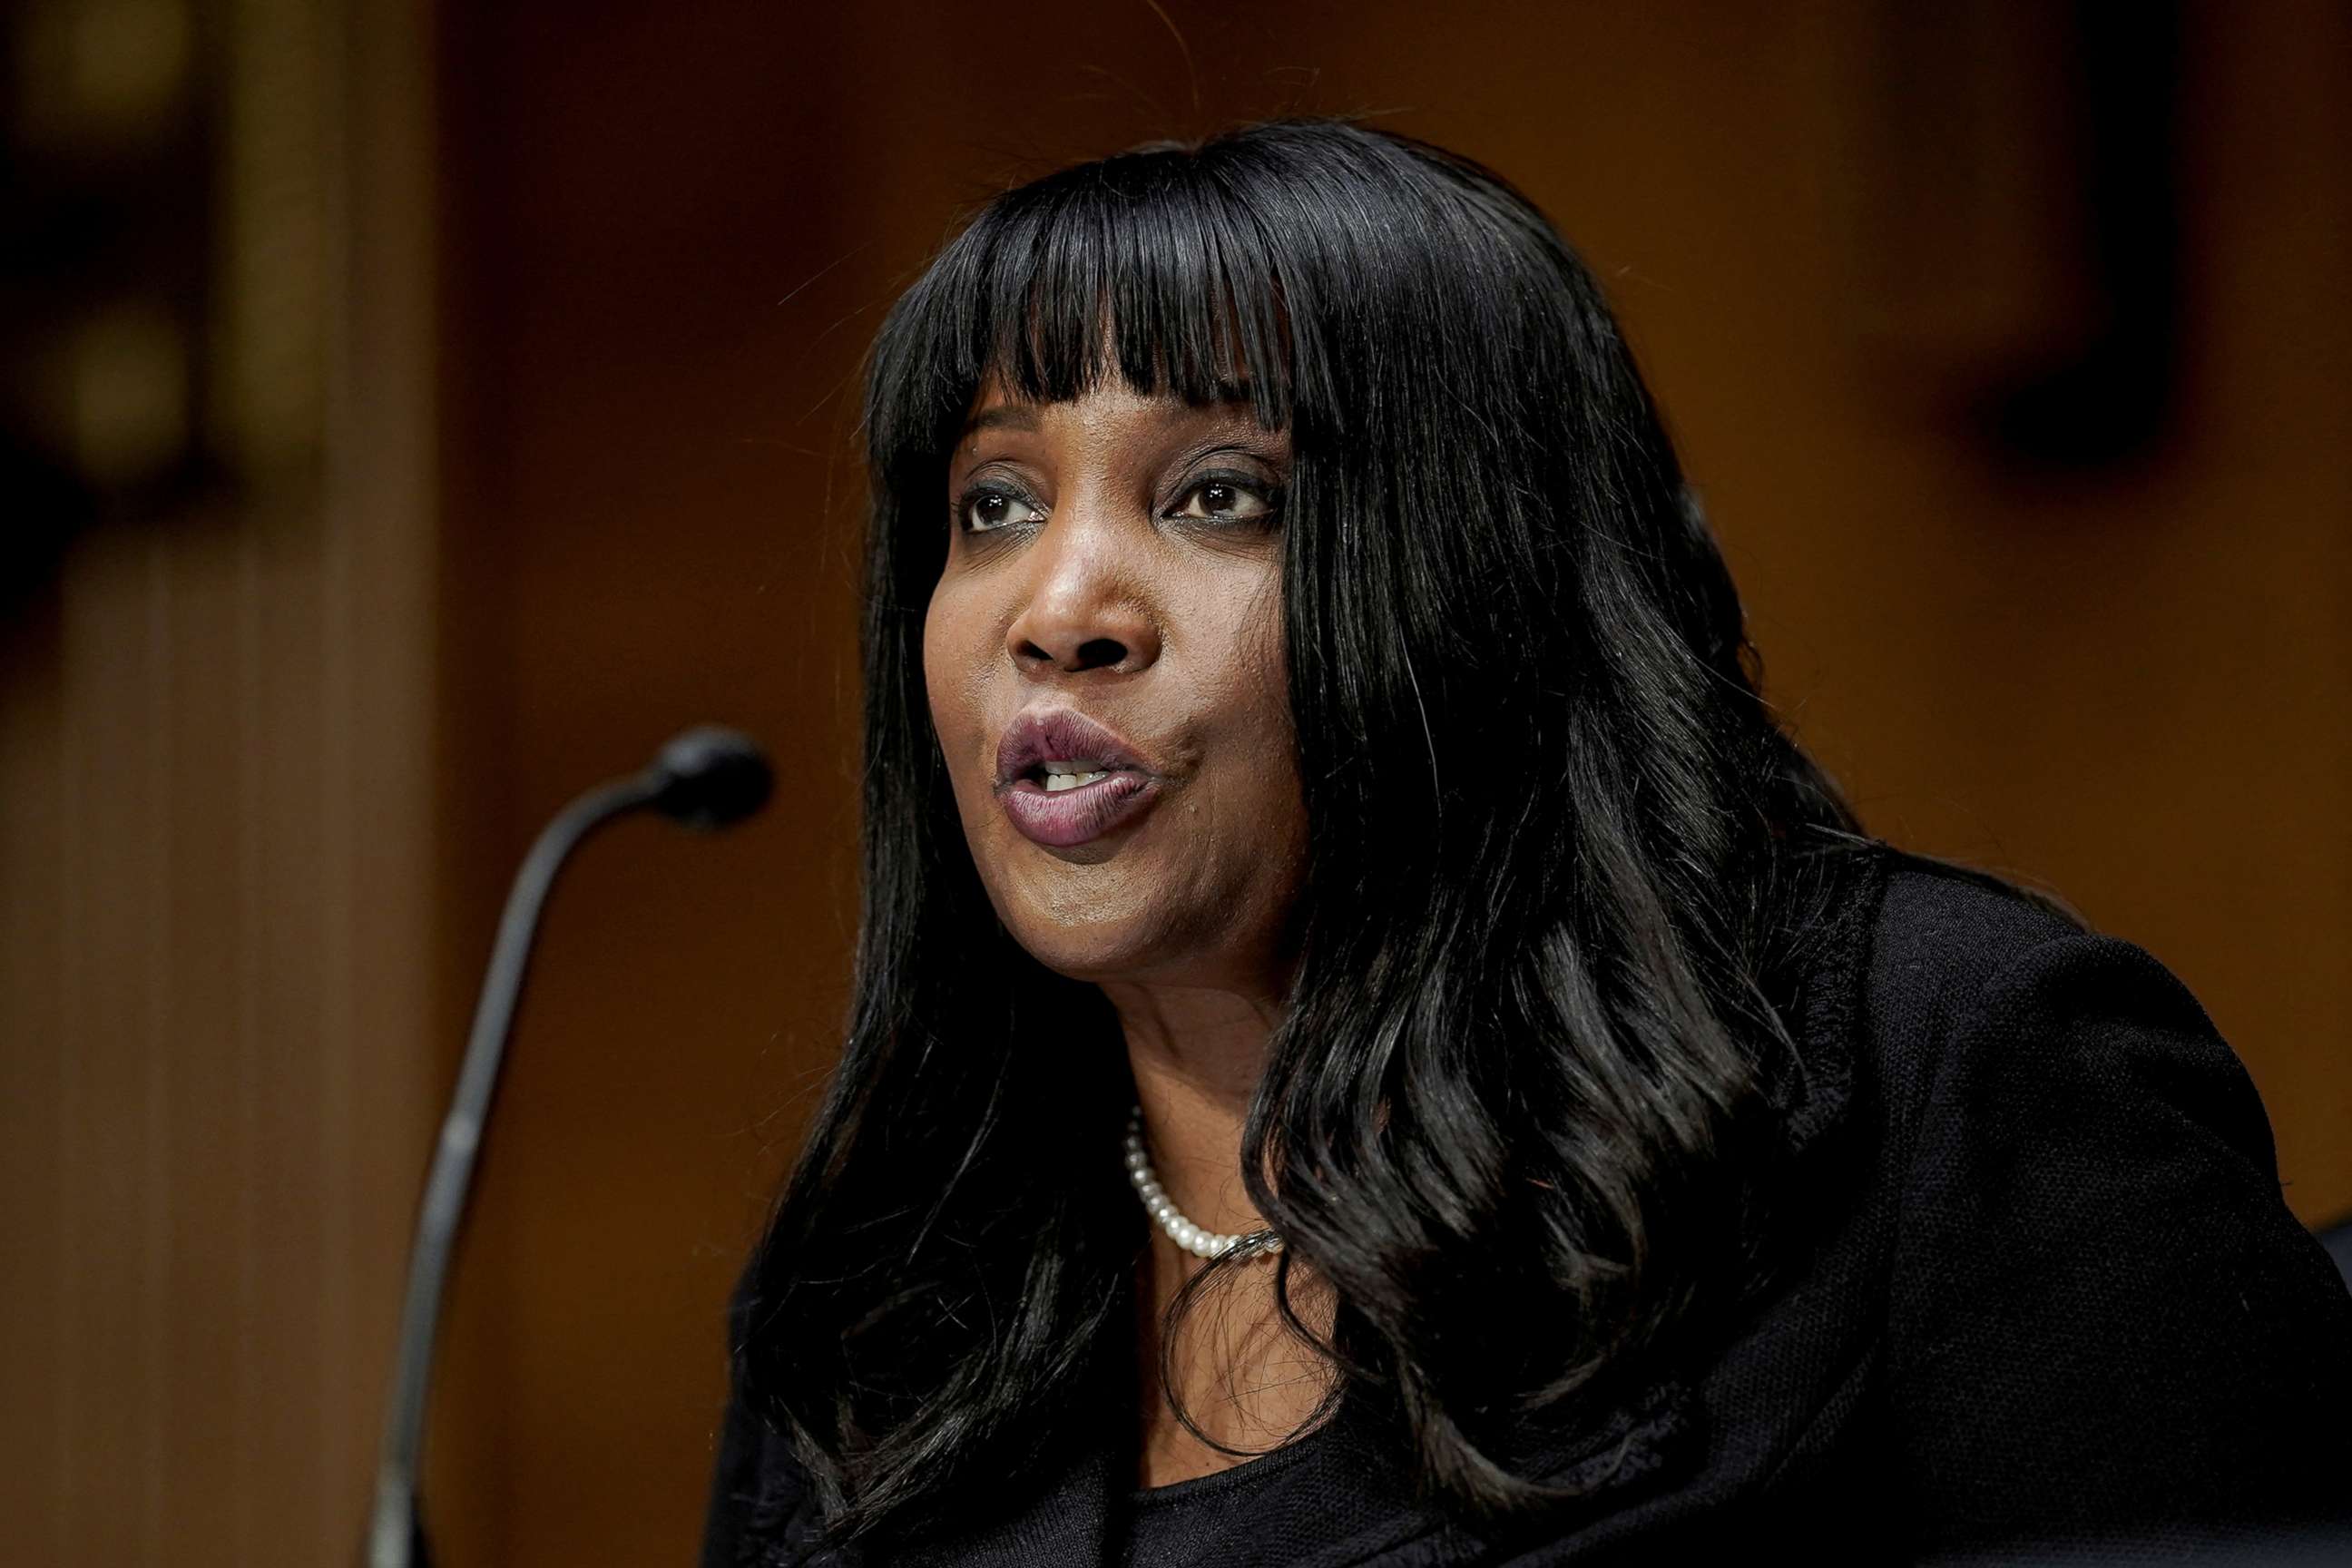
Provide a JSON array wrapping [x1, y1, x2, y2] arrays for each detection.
[[734, 118, 1865, 1551]]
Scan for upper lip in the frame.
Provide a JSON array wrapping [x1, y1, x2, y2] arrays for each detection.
[[995, 707, 1153, 789]]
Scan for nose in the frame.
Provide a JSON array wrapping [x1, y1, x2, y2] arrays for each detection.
[[1004, 514, 1162, 679]]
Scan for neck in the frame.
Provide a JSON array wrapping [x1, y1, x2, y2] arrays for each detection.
[[1100, 979, 1279, 1245], [1101, 976, 1341, 1486]]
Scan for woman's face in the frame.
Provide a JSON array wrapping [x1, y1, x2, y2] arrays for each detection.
[[924, 378, 1308, 999]]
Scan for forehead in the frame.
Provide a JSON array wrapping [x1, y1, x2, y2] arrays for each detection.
[[957, 374, 1282, 447]]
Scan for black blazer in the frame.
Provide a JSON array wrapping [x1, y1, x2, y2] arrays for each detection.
[[702, 846, 2352, 1564]]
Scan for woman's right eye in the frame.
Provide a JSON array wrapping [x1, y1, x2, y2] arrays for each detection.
[[958, 486, 1046, 534]]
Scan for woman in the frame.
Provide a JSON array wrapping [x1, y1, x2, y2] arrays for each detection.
[[702, 120, 2351, 1565]]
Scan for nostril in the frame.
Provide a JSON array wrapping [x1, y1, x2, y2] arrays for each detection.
[[1012, 634, 1136, 672]]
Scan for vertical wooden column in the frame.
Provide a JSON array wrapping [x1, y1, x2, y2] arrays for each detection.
[[0, 0, 441, 1560]]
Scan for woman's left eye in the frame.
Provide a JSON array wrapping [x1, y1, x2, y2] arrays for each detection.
[[1164, 478, 1278, 524]]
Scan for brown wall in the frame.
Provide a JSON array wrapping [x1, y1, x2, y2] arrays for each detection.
[[3, 2, 2345, 1563]]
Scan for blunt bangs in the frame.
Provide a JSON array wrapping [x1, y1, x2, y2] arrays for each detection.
[[864, 136, 1339, 500]]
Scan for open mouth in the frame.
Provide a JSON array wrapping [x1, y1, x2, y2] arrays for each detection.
[[994, 709, 1163, 847], [1010, 758, 1125, 794], [995, 708, 1152, 793]]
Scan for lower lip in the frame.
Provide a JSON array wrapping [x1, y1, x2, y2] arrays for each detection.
[[998, 770, 1160, 848]]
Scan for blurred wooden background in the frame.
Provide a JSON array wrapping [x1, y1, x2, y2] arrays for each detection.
[[2, 1, 2346, 1563]]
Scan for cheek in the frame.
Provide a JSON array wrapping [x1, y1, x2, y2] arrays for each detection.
[[921, 585, 996, 792], [1191, 575, 1305, 854], [1209, 577, 1294, 764], [919, 603, 952, 737]]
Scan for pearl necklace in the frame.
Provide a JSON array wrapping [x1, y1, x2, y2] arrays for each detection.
[[1122, 1104, 1283, 1260]]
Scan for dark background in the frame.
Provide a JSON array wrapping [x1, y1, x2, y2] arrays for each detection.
[[3, 1, 2347, 1562]]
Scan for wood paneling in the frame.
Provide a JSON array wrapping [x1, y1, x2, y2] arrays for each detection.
[[0, 0, 438, 1560]]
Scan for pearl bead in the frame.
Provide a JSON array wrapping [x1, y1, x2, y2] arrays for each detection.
[[1123, 1104, 1283, 1262]]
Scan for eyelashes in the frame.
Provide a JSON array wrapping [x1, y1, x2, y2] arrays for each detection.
[[949, 470, 1287, 537], [955, 483, 1047, 534], [1162, 474, 1281, 527]]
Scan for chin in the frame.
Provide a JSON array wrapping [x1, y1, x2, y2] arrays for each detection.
[[962, 818, 1296, 995], [989, 891, 1173, 984]]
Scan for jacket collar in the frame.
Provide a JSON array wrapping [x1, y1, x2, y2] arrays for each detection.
[[1767, 838, 1882, 1160]]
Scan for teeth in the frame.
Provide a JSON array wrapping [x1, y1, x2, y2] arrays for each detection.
[[1042, 769, 1111, 793]]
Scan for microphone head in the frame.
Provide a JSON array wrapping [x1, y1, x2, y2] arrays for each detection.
[[649, 725, 773, 830]]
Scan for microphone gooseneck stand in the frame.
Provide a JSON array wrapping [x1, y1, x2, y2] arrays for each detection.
[[367, 726, 773, 1568]]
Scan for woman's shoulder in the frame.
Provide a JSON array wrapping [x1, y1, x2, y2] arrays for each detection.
[[1769, 839, 2099, 1152], [1775, 840, 2352, 1543], [1850, 838, 2283, 1098], [1857, 843, 2092, 1023], [1838, 842, 2174, 1106], [1831, 840, 2285, 1163]]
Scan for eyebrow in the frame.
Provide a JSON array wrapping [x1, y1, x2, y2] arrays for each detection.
[[960, 405, 1039, 439]]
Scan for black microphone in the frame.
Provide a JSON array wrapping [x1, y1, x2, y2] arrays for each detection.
[[367, 726, 773, 1568]]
